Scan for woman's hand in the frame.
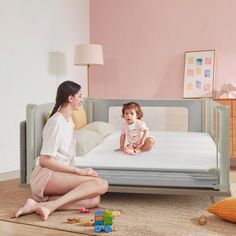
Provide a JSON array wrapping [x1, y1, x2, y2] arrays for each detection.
[[114, 147, 124, 151], [75, 168, 98, 177]]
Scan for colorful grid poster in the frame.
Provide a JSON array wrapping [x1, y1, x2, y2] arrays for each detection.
[[183, 50, 215, 98]]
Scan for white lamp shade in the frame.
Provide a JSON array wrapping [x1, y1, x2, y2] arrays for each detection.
[[74, 44, 104, 65]]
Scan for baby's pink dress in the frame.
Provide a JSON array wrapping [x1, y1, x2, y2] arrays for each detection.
[[122, 120, 148, 144]]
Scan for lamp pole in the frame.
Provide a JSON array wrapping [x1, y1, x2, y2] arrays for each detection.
[[87, 64, 90, 97]]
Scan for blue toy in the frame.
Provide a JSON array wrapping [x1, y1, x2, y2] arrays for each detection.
[[94, 209, 113, 233]]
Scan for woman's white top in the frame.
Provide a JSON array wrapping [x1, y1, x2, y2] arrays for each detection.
[[36, 112, 76, 166]]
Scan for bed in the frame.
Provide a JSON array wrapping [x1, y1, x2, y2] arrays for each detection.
[[20, 98, 231, 197]]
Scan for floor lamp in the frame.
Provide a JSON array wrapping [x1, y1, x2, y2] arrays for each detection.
[[74, 44, 104, 97]]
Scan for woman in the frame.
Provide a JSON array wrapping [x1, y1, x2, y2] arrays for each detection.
[[11, 81, 108, 221]]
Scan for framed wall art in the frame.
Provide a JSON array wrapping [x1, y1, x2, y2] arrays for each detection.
[[183, 50, 215, 98]]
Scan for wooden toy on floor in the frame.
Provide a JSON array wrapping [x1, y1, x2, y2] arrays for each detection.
[[66, 217, 81, 224], [94, 209, 113, 233], [80, 219, 94, 227], [112, 210, 121, 216], [79, 207, 90, 213], [196, 215, 207, 225]]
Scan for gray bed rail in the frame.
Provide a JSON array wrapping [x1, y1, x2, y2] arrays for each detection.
[[25, 103, 54, 184], [204, 99, 230, 192], [85, 98, 203, 132]]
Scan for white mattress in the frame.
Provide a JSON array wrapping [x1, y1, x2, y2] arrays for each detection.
[[74, 131, 217, 173]]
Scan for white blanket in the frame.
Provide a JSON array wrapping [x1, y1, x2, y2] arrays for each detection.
[[74, 131, 217, 173]]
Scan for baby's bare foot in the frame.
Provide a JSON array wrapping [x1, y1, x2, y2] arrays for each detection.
[[124, 146, 135, 155], [134, 148, 142, 154], [11, 198, 38, 218]]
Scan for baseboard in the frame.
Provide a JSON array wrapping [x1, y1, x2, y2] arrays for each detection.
[[0, 170, 20, 181]]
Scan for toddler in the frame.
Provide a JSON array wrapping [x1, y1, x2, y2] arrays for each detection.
[[116, 102, 156, 155]]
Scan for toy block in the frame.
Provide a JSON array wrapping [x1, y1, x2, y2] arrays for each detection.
[[94, 220, 104, 225], [95, 209, 104, 216], [95, 216, 104, 221]]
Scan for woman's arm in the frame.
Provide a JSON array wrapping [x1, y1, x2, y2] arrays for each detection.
[[39, 155, 76, 173], [39, 155, 97, 176]]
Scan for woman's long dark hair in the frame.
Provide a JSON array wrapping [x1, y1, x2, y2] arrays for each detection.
[[49, 81, 81, 118]]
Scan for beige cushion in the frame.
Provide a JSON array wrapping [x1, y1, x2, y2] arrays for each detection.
[[75, 122, 116, 156], [72, 106, 87, 130], [44, 111, 51, 123], [43, 106, 87, 130], [207, 196, 236, 223], [85, 121, 116, 138], [75, 128, 102, 156]]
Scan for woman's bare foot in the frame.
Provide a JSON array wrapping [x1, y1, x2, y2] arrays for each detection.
[[35, 202, 55, 221], [35, 206, 51, 221], [11, 198, 38, 218]]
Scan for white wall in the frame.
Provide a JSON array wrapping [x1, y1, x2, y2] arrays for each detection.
[[0, 0, 89, 173]]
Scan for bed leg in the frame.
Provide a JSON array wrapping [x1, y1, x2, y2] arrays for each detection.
[[210, 196, 226, 204]]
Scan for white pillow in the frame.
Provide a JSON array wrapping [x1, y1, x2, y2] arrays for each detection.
[[85, 121, 116, 138], [75, 129, 102, 156]]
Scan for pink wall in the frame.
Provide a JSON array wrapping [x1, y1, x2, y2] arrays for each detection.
[[90, 0, 236, 99]]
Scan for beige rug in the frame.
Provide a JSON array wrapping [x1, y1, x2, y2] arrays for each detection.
[[0, 179, 236, 236]]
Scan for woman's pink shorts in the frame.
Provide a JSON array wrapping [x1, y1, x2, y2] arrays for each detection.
[[30, 165, 53, 202]]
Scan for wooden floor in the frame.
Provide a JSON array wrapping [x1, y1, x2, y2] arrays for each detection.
[[0, 169, 236, 236], [0, 221, 81, 236]]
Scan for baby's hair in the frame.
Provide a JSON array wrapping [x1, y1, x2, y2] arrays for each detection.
[[49, 81, 81, 118], [122, 102, 143, 119]]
